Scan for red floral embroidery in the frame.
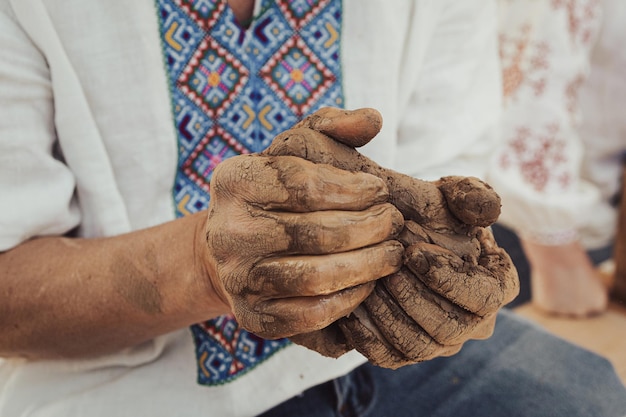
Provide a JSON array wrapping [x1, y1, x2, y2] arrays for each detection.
[[499, 123, 571, 192], [499, 24, 551, 99], [565, 72, 585, 119], [551, 0, 601, 44]]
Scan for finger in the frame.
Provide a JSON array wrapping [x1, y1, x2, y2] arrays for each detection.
[[435, 176, 501, 227], [397, 221, 431, 247], [212, 154, 389, 212], [468, 313, 497, 340], [476, 227, 520, 305], [362, 283, 463, 360], [399, 221, 481, 264], [338, 304, 462, 369], [289, 323, 352, 358], [264, 128, 449, 223], [263, 127, 372, 173], [263, 203, 404, 255], [388, 175, 501, 232], [250, 241, 403, 297], [382, 268, 484, 345], [404, 242, 511, 317], [264, 123, 492, 231], [264, 128, 466, 228], [237, 282, 375, 339], [386, 175, 470, 232], [219, 204, 403, 257], [294, 107, 383, 148], [338, 305, 409, 369], [207, 203, 403, 271]]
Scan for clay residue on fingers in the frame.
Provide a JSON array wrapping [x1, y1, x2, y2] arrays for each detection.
[[363, 284, 441, 361], [289, 323, 352, 358], [399, 220, 480, 263], [436, 176, 501, 227], [403, 243, 506, 317], [338, 306, 408, 369], [382, 268, 483, 345]]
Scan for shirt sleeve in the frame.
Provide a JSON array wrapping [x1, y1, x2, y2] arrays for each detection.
[[487, 0, 603, 245], [0, 5, 80, 251], [394, 0, 503, 182]]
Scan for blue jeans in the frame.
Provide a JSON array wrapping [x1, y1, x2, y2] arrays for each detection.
[[260, 309, 626, 417]]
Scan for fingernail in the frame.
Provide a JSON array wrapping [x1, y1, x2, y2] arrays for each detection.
[[405, 248, 429, 275]]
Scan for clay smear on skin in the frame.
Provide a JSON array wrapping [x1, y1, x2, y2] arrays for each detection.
[[111, 250, 163, 315]]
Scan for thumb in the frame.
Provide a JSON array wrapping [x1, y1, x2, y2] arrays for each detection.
[[294, 107, 383, 148]]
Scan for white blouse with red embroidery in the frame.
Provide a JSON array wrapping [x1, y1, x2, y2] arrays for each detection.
[[490, 0, 625, 249]]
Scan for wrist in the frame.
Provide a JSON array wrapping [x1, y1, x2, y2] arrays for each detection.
[[141, 212, 231, 324], [190, 211, 232, 317]]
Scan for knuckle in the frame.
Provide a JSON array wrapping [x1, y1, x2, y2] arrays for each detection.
[[433, 320, 466, 345], [250, 308, 295, 339], [251, 259, 321, 296], [284, 221, 327, 253], [211, 155, 246, 187]]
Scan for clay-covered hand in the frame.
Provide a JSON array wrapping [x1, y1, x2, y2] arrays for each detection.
[[202, 124, 405, 340], [265, 107, 519, 368], [339, 221, 517, 368]]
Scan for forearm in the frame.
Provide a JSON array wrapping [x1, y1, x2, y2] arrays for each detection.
[[0, 212, 228, 359]]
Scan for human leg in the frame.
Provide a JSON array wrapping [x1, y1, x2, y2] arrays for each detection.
[[360, 309, 626, 417], [262, 309, 626, 417]]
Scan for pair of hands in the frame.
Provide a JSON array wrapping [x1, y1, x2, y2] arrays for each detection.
[[200, 107, 519, 369]]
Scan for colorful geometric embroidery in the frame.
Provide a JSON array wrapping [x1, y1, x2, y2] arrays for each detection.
[[192, 316, 291, 384], [181, 125, 246, 193], [260, 36, 336, 115], [178, 37, 249, 116], [155, 0, 344, 386]]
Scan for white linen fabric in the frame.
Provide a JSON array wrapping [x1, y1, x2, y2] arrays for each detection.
[[491, 0, 625, 248], [0, 0, 501, 416]]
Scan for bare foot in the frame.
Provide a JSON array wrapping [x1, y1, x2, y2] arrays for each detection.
[[521, 239, 609, 317]]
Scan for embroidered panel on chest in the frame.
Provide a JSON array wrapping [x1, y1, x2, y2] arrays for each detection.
[[156, 0, 344, 386]]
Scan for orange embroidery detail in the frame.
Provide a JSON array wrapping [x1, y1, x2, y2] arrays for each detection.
[[499, 24, 550, 99], [551, 0, 601, 44], [500, 123, 571, 192]]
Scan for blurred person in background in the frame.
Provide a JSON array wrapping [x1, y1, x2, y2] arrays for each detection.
[[491, 0, 625, 316]]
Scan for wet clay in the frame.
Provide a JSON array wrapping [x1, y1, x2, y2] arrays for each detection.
[[263, 109, 519, 369]]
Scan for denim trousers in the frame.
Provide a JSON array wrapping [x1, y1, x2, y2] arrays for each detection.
[[260, 309, 626, 417]]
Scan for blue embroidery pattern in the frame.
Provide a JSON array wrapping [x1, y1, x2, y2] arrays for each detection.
[[156, 0, 344, 386]]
